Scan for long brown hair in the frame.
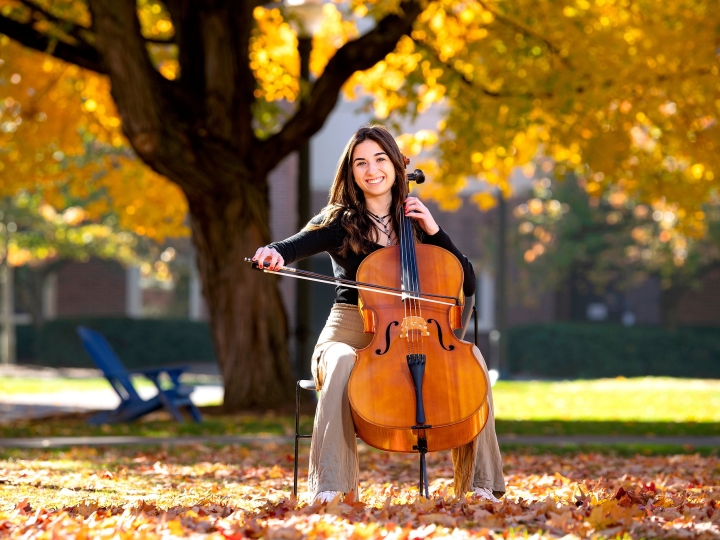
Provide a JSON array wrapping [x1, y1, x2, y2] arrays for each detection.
[[306, 124, 419, 256]]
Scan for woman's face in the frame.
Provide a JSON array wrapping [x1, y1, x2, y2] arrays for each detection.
[[351, 139, 397, 202]]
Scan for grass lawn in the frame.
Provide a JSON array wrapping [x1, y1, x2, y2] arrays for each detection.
[[0, 376, 717, 440], [0, 373, 219, 395], [0, 376, 157, 394], [493, 377, 720, 422]]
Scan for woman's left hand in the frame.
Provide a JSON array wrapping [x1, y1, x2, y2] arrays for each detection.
[[404, 196, 439, 235]]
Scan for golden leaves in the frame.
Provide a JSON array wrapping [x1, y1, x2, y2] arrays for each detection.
[[0, 445, 718, 538], [250, 4, 357, 104], [382, 0, 720, 240], [0, 36, 188, 244], [250, 7, 300, 103]]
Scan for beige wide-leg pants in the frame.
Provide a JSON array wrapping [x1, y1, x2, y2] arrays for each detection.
[[307, 303, 506, 499]]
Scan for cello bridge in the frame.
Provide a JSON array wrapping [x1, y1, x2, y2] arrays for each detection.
[[399, 316, 430, 338]]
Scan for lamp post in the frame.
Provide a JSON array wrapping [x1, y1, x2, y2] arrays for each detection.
[[0, 204, 16, 365], [494, 188, 508, 378], [284, 0, 323, 378]]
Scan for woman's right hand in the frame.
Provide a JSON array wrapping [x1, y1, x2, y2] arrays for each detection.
[[252, 246, 284, 271]]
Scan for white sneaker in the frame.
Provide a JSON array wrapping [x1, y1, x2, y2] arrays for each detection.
[[472, 487, 500, 503], [312, 490, 343, 504]]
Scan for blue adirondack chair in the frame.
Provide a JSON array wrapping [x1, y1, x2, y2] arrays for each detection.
[[76, 326, 203, 425]]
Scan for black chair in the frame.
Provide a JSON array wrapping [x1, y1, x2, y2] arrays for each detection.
[[293, 296, 479, 496]]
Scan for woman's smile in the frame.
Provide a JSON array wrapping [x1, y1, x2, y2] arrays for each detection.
[[352, 139, 396, 200]]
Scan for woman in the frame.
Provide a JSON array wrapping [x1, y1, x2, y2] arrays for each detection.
[[253, 125, 504, 504]]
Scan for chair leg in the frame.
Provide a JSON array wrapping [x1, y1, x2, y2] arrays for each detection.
[[294, 381, 301, 497], [187, 404, 203, 422], [157, 391, 186, 422]]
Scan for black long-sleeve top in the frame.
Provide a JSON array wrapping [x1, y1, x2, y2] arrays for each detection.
[[268, 214, 476, 305]]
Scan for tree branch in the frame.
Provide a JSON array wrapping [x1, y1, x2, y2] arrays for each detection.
[[258, 0, 424, 172], [233, 0, 257, 153], [477, 0, 572, 70], [87, 0, 169, 158], [0, 13, 104, 73], [163, 0, 203, 100], [411, 36, 550, 99], [17, 0, 94, 48], [144, 35, 176, 44]]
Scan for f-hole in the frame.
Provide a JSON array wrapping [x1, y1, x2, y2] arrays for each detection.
[[376, 321, 399, 355], [427, 319, 455, 351]]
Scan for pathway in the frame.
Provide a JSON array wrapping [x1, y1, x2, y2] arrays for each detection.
[[1, 434, 718, 449]]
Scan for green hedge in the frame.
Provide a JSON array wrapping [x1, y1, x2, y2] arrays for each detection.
[[18, 318, 217, 369], [507, 323, 720, 379]]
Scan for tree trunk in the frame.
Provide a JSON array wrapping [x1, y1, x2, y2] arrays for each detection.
[[186, 184, 294, 410], [8, 0, 421, 410]]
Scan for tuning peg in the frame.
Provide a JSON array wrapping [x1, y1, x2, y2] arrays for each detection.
[[407, 169, 425, 184]]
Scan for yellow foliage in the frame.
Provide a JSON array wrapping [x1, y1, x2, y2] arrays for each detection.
[[251, 3, 357, 103], [2, 0, 717, 242], [0, 37, 187, 243], [374, 0, 718, 236], [250, 7, 300, 103], [471, 192, 497, 211]]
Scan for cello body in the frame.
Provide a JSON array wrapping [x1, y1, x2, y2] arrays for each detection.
[[348, 243, 489, 453]]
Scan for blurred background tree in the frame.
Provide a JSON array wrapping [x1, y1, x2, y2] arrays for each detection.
[[395, 1, 718, 236], [0, 189, 173, 330], [0, 38, 188, 240], [0, 0, 717, 408], [512, 170, 720, 329]]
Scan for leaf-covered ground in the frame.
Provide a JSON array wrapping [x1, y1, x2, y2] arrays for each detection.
[[1, 443, 718, 539]]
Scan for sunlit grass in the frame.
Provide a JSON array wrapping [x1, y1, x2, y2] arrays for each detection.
[[1, 376, 718, 439], [0, 377, 158, 394], [0, 374, 216, 395], [493, 377, 720, 422]]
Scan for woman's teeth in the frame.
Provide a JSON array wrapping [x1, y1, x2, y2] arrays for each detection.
[[367, 177, 383, 184]]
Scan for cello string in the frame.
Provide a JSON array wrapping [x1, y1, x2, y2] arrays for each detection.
[[405, 204, 421, 355], [402, 200, 419, 355], [408, 218, 425, 361], [409, 201, 420, 354], [410, 215, 425, 360], [408, 208, 421, 355], [399, 201, 413, 354], [404, 202, 419, 342]]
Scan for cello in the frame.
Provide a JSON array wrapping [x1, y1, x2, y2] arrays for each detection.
[[247, 168, 489, 497]]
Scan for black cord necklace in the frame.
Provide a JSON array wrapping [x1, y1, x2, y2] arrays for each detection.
[[368, 210, 393, 246]]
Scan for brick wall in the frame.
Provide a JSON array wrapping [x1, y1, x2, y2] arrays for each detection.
[[625, 276, 662, 325], [56, 258, 126, 316], [422, 197, 493, 262], [677, 269, 720, 326]]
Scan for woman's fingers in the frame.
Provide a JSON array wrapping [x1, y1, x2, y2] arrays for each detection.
[[270, 253, 284, 271], [404, 197, 427, 214], [404, 197, 428, 217], [252, 247, 284, 271], [404, 197, 439, 235]]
